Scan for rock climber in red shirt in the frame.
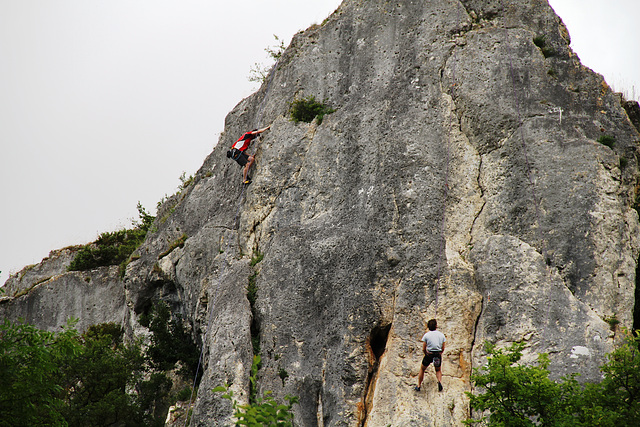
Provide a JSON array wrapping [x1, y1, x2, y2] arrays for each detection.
[[226, 125, 270, 185]]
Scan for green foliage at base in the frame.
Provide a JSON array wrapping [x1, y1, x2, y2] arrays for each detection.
[[0, 319, 170, 427], [68, 203, 155, 273], [141, 301, 199, 382], [289, 95, 335, 125], [213, 355, 298, 427], [0, 319, 77, 426], [465, 331, 640, 426]]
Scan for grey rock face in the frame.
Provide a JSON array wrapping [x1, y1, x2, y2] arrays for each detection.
[[0, 264, 125, 334], [3, 0, 639, 426], [3, 247, 80, 298]]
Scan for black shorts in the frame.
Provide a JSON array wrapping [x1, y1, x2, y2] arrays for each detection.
[[422, 352, 442, 370], [230, 149, 249, 167]]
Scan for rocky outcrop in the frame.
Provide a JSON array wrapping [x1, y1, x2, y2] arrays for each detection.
[[0, 255, 125, 334], [2, 0, 639, 426]]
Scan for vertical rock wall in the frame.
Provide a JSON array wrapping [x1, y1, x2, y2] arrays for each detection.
[[2, 0, 639, 426]]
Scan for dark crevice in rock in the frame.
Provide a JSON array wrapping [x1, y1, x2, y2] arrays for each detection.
[[360, 323, 391, 426], [247, 271, 260, 357], [470, 154, 486, 238], [635, 246, 640, 332], [370, 323, 391, 360], [468, 287, 485, 380]]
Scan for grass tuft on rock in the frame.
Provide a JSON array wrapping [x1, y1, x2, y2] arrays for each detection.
[[289, 95, 335, 125]]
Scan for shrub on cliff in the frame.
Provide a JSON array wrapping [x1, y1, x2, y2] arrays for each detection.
[[68, 203, 155, 273], [140, 301, 199, 382], [289, 95, 335, 125], [214, 355, 299, 427], [466, 330, 640, 426]]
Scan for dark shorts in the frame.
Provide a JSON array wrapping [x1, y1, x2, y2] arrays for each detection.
[[422, 352, 442, 370], [230, 149, 249, 167]]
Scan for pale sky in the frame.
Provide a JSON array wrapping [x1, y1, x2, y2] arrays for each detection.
[[1, 0, 639, 286]]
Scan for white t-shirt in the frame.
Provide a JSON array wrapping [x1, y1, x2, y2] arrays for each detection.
[[421, 330, 446, 352]]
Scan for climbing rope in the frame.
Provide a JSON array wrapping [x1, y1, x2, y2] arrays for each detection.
[[498, 0, 547, 259], [498, 0, 553, 341], [434, 2, 462, 317], [182, 56, 280, 425], [184, 183, 247, 424]]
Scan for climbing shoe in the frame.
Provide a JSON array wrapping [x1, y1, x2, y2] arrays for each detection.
[[413, 386, 421, 392], [243, 177, 252, 185], [438, 382, 443, 392]]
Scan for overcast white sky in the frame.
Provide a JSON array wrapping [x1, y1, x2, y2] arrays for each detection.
[[1, 0, 638, 286]]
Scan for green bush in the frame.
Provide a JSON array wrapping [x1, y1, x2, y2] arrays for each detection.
[[289, 95, 335, 125], [466, 331, 640, 426], [144, 302, 199, 382], [213, 355, 298, 427], [533, 35, 547, 49], [68, 203, 155, 273], [178, 172, 194, 190], [598, 134, 616, 148], [0, 319, 170, 427], [532, 35, 556, 58], [175, 386, 193, 402]]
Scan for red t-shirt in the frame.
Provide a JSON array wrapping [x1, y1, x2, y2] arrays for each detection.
[[231, 132, 257, 152]]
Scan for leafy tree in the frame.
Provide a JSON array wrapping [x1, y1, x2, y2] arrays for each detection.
[[466, 331, 640, 426], [0, 319, 172, 427], [142, 301, 199, 381], [465, 341, 576, 426], [60, 323, 150, 427], [0, 318, 80, 427], [570, 330, 640, 426]]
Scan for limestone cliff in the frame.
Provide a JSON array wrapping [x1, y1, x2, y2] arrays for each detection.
[[2, 0, 640, 426]]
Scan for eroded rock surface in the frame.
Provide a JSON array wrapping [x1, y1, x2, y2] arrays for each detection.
[[2, 1, 639, 426]]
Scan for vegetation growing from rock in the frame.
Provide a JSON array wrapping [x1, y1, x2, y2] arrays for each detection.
[[158, 233, 188, 259], [249, 35, 286, 84], [139, 301, 199, 382], [465, 331, 640, 426], [68, 203, 155, 273], [532, 35, 556, 58], [213, 355, 299, 427], [597, 134, 616, 148], [289, 95, 335, 125]]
